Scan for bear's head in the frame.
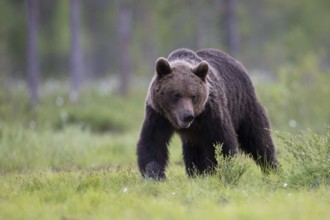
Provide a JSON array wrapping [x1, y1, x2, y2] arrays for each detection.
[[148, 57, 209, 129]]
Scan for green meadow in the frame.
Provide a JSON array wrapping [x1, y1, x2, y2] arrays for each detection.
[[0, 69, 329, 219]]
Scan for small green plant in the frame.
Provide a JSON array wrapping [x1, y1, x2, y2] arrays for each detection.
[[275, 128, 330, 188], [214, 144, 250, 186]]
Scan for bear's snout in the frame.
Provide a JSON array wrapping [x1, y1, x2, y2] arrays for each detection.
[[183, 113, 194, 124], [176, 110, 194, 129]]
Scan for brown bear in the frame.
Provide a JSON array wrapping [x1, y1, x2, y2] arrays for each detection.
[[137, 48, 278, 180]]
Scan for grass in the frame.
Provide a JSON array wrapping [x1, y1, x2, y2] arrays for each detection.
[[0, 77, 330, 219], [0, 165, 329, 219]]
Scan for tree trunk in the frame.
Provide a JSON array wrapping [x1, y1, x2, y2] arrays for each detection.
[[192, 0, 207, 49], [140, 0, 156, 74], [26, 0, 39, 105], [70, 0, 83, 102], [85, 0, 107, 79], [223, 0, 239, 58], [117, 2, 133, 96]]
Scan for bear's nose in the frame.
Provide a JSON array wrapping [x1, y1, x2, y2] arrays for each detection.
[[183, 114, 194, 123]]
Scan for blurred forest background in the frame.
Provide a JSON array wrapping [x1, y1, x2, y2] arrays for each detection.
[[0, 0, 329, 133]]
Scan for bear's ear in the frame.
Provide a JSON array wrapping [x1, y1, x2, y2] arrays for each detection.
[[192, 61, 209, 81], [156, 57, 172, 78]]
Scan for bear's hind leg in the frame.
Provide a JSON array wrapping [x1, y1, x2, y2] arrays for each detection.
[[182, 142, 217, 176], [237, 105, 278, 172]]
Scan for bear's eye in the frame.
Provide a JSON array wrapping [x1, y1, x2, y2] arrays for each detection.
[[172, 93, 181, 102], [192, 95, 198, 102]]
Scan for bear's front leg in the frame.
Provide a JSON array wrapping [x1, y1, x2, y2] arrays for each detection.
[[137, 105, 174, 180]]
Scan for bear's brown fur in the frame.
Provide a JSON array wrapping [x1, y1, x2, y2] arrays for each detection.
[[137, 48, 278, 180]]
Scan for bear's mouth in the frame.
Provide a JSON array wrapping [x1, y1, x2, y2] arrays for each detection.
[[176, 117, 194, 129], [177, 120, 192, 129], [173, 112, 195, 129]]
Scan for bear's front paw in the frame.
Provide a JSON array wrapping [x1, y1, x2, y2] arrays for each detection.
[[145, 161, 166, 181]]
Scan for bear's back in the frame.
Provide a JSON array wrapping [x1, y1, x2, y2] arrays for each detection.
[[167, 48, 202, 66], [197, 48, 257, 128], [197, 48, 253, 90], [197, 49, 248, 78]]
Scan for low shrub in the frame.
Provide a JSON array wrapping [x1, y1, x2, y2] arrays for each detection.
[[275, 128, 330, 188], [214, 145, 251, 186]]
